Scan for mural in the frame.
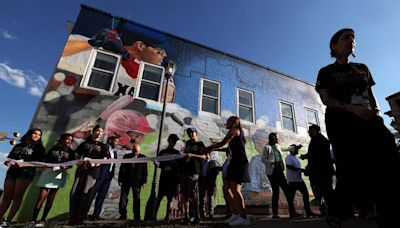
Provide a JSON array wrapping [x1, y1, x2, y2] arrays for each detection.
[[24, 5, 325, 220]]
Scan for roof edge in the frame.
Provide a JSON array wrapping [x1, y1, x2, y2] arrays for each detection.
[[80, 4, 315, 87]]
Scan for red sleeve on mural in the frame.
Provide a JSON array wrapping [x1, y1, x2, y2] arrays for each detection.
[[121, 57, 141, 79]]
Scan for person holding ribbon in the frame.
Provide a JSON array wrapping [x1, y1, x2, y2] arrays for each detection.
[[0, 128, 45, 227], [31, 133, 76, 227], [68, 125, 107, 226]]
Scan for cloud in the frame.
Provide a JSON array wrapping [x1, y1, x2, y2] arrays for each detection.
[[0, 62, 46, 97], [1, 30, 18, 40]]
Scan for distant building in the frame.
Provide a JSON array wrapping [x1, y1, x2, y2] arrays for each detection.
[[26, 4, 326, 219]]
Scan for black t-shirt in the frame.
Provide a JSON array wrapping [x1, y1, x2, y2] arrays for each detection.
[[45, 145, 76, 163], [316, 62, 375, 109], [182, 140, 206, 175], [159, 148, 180, 180], [7, 142, 45, 162], [75, 139, 107, 159]]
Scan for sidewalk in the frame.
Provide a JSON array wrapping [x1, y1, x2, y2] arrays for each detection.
[[13, 215, 378, 227]]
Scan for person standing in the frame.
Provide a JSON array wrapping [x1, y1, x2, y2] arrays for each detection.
[[154, 134, 180, 222], [179, 128, 207, 225], [300, 124, 334, 217], [261, 133, 298, 219], [206, 116, 250, 226], [68, 125, 107, 226], [198, 158, 219, 219], [118, 144, 147, 221], [88, 136, 119, 220], [285, 144, 317, 218], [0, 129, 45, 227], [316, 28, 400, 227], [31, 133, 76, 227]]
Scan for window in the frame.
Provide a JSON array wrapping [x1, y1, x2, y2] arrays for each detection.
[[200, 79, 220, 115], [81, 49, 121, 93], [137, 62, 165, 101], [280, 102, 296, 132], [305, 108, 319, 127], [237, 89, 255, 122]]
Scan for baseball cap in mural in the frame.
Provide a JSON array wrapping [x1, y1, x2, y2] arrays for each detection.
[[168, 134, 179, 141], [117, 22, 164, 47], [186, 128, 197, 134]]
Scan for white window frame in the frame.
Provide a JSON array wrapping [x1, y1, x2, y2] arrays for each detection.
[[280, 101, 296, 132], [81, 48, 121, 93], [237, 88, 255, 123], [304, 108, 319, 127], [135, 61, 165, 102], [199, 78, 220, 115]]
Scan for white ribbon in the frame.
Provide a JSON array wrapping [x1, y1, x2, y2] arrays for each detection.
[[5, 153, 186, 168]]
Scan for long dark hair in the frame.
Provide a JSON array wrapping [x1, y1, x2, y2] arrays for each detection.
[[20, 128, 42, 145], [268, 132, 277, 146], [227, 116, 246, 144], [57, 133, 74, 146]]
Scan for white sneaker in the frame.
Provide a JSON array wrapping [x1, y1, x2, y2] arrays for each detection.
[[229, 216, 251, 226], [224, 214, 239, 224], [0, 221, 8, 228]]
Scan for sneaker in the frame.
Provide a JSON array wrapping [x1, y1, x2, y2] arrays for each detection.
[[290, 212, 302, 218], [34, 221, 46, 227], [0, 221, 8, 228], [272, 213, 280, 219], [180, 217, 189, 225], [229, 216, 250, 226], [189, 217, 200, 225], [224, 214, 239, 224], [306, 211, 319, 218], [118, 215, 127, 220]]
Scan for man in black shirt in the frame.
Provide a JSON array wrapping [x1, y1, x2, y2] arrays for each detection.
[[118, 144, 148, 221], [180, 128, 207, 225], [154, 134, 181, 221]]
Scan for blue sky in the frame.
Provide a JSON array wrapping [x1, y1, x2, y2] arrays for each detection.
[[0, 0, 399, 159]]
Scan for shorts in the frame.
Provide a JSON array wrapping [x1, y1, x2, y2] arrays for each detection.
[[5, 168, 35, 181], [180, 173, 199, 196]]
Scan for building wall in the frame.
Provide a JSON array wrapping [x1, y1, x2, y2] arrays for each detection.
[[18, 5, 326, 220]]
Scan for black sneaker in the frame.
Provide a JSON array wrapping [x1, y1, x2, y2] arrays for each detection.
[[289, 212, 303, 218], [306, 211, 319, 218], [272, 213, 280, 219], [118, 215, 127, 220], [180, 217, 189, 225]]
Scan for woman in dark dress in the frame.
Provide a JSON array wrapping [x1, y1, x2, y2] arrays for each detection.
[[206, 116, 250, 226], [316, 28, 400, 228], [0, 128, 45, 227]]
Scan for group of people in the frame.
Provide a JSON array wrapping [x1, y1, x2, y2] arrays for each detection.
[[0, 28, 399, 228], [0, 125, 148, 227]]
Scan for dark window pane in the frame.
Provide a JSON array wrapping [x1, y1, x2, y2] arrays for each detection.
[[88, 70, 113, 90], [281, 103, 293, 117], [202, 97, 218, 114], [203, 81, 218, 97], [142, 64, 163, 82], [239, 91, 252, 106], [139, 82, 160, 100], [282, 117, 295, 131], [239, 106, 253, 122], [93, 53, 118, 72]]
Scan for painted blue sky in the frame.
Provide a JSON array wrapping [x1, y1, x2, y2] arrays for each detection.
[[0, 0, 399, 159]]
